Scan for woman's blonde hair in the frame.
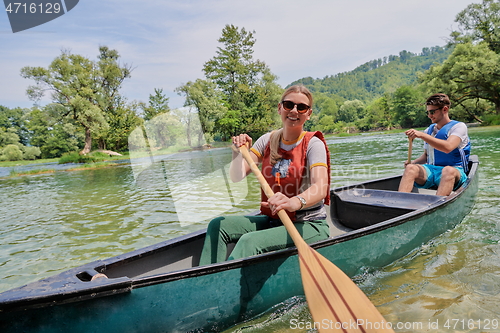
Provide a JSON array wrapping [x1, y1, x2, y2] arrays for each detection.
[[269, 85, 313, 165]]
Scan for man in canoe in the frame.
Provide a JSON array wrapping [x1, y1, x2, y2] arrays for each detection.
[[199, 85, 331, 264], [399, 93, 471, 196]]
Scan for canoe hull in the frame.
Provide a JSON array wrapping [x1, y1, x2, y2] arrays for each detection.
[[0, 156, 479, 332]]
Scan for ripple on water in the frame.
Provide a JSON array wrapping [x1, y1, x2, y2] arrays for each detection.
[[2, 128, 500, 331]]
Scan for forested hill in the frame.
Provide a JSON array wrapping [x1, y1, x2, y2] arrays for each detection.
[[290, 46, 452, 102]]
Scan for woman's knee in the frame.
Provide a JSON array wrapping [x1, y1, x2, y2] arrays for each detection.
[[237, 233, 258, 251], [229, 234, 257, 259], [206, 216, 223, 233], [231, 231, 278, 259]]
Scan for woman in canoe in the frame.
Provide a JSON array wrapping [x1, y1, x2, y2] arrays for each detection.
[[199, 85, 331, 264]]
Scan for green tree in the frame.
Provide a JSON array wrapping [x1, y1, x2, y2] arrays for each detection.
[[202, 24, 281, 139], [94, 97, 142, 152], [26, 106, 82, 158], [217, 109, 241, 140], [0, 106, 30, 145], [0, 127, 20, 147], [303, 93, 343, 132], [171, 106, 204, 147], [21, 46, 132, 154], [203, 25, 264, 107], [23, 146, 41, 160], [312, 93, 342, 121], [421, 42, 500, 117], [0, 144, 41, 161], [338, 100, 365, 123], [0, 144, 23, 161], [315, 115, 337, 134], [391, 85, 427, 128], [0, 108, 42, 161], [389, 86, 429, 128], [364, 95, 394, 129], [175, 79, 226, 143], [142, 88, 170, 121], [93, 47, 138, 151], [142, 111, 184, 149], [450, 0, 500, 53]]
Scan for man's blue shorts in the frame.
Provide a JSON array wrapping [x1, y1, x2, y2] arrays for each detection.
[[415, 164, 467, 191]]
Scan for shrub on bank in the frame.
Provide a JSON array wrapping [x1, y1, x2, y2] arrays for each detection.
[[482, 115, 500, 126], [23, 146, 42, 160], [0, 145, 23, 161], [59, 151, 110, 164], [0, 144, 42, 161]]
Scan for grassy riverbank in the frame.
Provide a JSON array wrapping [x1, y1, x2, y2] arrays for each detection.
[[0, 125, 486, 178], [0, 153, 129, 167], [0, 129, 414, 177], [4, 162, 119, 178], [0, 152, 130, 178]]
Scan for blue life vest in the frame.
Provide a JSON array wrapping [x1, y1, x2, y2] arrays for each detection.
[[425, 120, 471, 172]]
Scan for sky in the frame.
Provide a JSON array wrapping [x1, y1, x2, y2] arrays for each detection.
[[0, 0, 475, 110]]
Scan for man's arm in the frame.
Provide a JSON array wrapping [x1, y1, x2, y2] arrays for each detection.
[[421, 133, 461, 153], [405, 129, 462, 154]]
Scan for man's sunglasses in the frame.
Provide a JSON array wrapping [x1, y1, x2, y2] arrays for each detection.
[[281, 100, 310, 113], [426, 107, 443, 115]]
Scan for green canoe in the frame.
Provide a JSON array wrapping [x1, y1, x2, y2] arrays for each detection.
[[0, 156, 479, 333]]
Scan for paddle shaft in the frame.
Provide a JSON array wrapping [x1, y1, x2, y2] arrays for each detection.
[[407, 137, 414, 164], [239, 145, 306, 247]]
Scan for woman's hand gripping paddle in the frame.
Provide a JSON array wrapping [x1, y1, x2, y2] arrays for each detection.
[[239, 145, 394, 332]]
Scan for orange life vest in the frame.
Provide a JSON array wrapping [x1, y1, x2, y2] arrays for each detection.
[[259, 131, 331, 221]]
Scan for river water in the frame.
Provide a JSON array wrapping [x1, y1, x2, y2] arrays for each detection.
[[1, 126, 499, 332]]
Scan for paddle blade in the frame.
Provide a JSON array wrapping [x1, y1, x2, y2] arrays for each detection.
[[298, 247, 394, 332], [239, 144, 393, 332]]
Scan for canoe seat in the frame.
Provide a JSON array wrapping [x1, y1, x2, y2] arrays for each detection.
[[331, 189, 445, 229]]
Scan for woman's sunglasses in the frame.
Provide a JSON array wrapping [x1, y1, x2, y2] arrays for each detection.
[[281, 100, 310, 113]]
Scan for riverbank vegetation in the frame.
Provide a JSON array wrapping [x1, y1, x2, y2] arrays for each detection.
[[58, 151, 118, 164], [1, 0, 499, 162], [5, 162, 118, 178]]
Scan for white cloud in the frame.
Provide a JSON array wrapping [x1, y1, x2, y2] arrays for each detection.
[[0, 0, 472, 109]]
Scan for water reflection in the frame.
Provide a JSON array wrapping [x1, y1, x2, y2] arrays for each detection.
[[132, 148, 252, 226]]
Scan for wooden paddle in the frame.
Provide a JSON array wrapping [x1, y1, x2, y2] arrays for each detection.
[[407, 137, 414, 164], [239, 145, 394, 333]]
